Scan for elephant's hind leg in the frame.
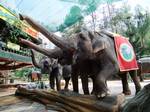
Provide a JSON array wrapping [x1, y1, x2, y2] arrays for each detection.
[[129, 70, 141, 94], [119, 73, 131, 95]]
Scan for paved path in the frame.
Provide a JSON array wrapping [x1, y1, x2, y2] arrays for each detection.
[[68, 79, 150, 97]]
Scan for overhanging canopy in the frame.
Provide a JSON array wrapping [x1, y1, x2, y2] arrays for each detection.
[[0, 0, 122, 32]]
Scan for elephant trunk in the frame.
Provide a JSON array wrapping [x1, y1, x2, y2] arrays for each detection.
[[20, 14, 74, 51], [30, 49, 40, 68], [19, 38, 63, 59]]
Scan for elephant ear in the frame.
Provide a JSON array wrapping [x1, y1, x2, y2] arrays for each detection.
[[93, 40, 108, 56]]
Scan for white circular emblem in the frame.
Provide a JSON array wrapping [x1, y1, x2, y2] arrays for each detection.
[[119, 43, 134, 62]]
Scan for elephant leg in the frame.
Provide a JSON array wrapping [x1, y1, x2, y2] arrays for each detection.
[[95, 70, 110, 98], [90, 76, 96, 95], [129, 70, 141, 94], [80, 74, 89, 95], [64, 77, 70, 90], [139, 74, 144, 82], [49, 74, 55, 90], [119, 73, 131, 95], [137, 69, 144, 82], [72, 66, 79, 93], [56, 74, 61, 91]]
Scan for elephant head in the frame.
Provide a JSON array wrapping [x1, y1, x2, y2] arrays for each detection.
[[30, 49, 52, 74]]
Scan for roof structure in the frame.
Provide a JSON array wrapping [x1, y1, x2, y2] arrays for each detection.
[[0, 0, 122, 32]]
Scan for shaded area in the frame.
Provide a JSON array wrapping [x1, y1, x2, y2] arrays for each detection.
[[0, 95, 48, 112], [123, 83, 150, 112]]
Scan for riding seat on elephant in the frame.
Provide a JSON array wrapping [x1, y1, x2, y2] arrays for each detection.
[[19, 14, 141, 98]]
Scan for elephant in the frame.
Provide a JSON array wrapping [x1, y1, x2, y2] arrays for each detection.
[[31, 49, 71, 91], [49, 58, 62, 91], [71, 31, 141, 97], [19, 14, 141, 98], [30, 49, 51, 74], [31, 49, 62, 91], [137, 57, 150, 82]]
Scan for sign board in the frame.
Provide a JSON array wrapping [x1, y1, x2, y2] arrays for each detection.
[[0, 5, 39, 38]]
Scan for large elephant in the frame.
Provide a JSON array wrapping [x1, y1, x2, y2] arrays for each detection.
[[71, 31, 141, 97], [19, 14, 141, 98], [137, 57, 150, 82]]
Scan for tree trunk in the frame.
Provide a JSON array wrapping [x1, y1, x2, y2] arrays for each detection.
[[16, 86, 125, 112]]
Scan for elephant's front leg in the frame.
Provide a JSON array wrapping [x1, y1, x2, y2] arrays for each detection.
[[49, 74, 55, 90], [56, 74, 61, 91], [129, 70, 141, 94], [64, 77, 70, 90], [94, 70, 110, 98], [81, 74, 89, 95], [90, 75, 96, 95], [71, 66, 79, 93]]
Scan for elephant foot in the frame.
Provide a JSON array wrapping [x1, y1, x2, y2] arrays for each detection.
[[123, 90, 131, 95], [96, 91, 110, 99]]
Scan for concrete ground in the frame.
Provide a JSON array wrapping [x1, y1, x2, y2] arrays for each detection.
[[7, 78, 150, 98], [67, 79, 150, 97]]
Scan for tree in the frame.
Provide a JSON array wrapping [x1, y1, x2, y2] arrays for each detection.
[[109, 5, 150, 57], [58, 5, 83, 31]]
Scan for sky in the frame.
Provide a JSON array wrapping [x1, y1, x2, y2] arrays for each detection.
[[1, 0, 150, 26], [0, 0, 75, 26]]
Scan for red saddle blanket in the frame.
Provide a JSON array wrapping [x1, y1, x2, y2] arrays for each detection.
[[113, 34, 138, 71]]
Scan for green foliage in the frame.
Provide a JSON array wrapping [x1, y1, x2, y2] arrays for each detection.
[[0, 19, 30, 44], [14, 67, 32, 78], [58, 0, 123, 31], [64, 6, 83, 26], [58, 5, 83, 31]]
